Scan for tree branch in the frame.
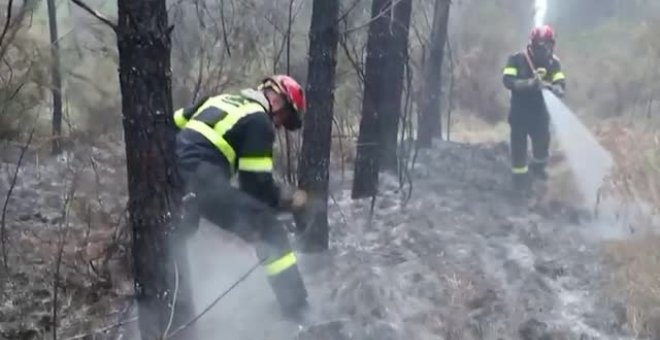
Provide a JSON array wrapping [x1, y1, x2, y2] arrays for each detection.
[[219, 0, 231, 56], [0, 0, 14, 51], [69, 0, 117, 31], [342, 0, 405, 35], [337, 0, 364, 24], [1, 123, 36, 271]]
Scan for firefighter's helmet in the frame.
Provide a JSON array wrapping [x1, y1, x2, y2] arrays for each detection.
[[530, 25, 555, 44], [259, 75, 306, 130]]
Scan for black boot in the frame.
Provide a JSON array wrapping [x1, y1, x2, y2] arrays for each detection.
[[511, 172, 531, 201], [513, 173, 530, 190], [529, 163, 548, 180]]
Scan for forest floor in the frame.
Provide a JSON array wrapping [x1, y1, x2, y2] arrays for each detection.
[[0, 136, 649, 340]]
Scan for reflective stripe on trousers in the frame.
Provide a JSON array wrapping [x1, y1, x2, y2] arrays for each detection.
[[264, 250, 297, 276], [512, 166, 529, 174]]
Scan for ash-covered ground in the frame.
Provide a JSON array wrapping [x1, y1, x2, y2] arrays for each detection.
[[0, 140, 634, 340], [181, 141, 633, 340]]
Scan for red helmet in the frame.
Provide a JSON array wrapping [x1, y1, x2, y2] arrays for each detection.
[[530, 25, 555, 43], [260, 74, 306, 130]]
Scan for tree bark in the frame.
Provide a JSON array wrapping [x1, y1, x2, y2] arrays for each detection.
[[46, 0, 63, 155], [379, 0, 412, 172], [116, 1, 195, 338], [417, 0, 450, 149], [352, 0, 390, 199], [297, 0, 339, 252]]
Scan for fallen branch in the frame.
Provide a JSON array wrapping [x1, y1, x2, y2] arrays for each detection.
[[62, 317, 138, 340], [69, 0, 117, 31]]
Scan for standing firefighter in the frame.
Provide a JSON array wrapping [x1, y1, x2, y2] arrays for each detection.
[[502, 25, 566, 193], [173, 75, 309, 318]]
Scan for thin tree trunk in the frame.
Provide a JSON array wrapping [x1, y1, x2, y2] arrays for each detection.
[[352, 0, 390, 199], [47, 0, 63, 155], [297, 0, 339, 252], [115, 1, 195, 338], [417, 0, 450, 148], [379, 0, 412, 173]]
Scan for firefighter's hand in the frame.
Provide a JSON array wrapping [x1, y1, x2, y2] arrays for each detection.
[[278, 186, 308, 212], [534, 67, 547, 80], [290, 190, 308, 210], [532, 68, 547, 88]]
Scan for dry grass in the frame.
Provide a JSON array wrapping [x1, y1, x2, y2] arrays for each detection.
[[604, 236, 660, 338], [593, 119, 660, 337], [447, 113, 509, 144]]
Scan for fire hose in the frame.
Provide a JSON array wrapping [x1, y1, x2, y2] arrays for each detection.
[[166, 192, 324, 337]]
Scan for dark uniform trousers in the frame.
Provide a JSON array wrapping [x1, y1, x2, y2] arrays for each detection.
[[179, 147, 307, 313], [509, 109, 550, 178]]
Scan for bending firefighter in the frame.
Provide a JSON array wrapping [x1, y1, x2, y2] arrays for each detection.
[[502, 24, 567, 193], [173, 75, 309, 317]]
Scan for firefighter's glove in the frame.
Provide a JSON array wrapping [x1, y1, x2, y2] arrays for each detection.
[[278, 186, 308, 212], [177, 192, 200, 238], [290, 190, 308, 210], [534, 67, 547, 79]]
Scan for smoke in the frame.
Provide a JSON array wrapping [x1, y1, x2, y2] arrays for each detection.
[[534, 0, 548, 27]]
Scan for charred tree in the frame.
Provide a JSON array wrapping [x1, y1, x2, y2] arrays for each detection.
[[380, 0, 412, 172], [417, 0, 451, 148], [115, 1, 195, 338], [46, 0, 63, 155], [352, 0, 391, 199], [297, 0, 339, 252]]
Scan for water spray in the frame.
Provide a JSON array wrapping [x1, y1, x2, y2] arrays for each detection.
[[534, 0, 548, 27], [529, 1, 628, 236]]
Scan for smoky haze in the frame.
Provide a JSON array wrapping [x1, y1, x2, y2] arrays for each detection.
[[2, 0, 660, 339]]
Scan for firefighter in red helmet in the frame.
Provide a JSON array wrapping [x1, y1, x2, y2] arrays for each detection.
[[173, 75, 309, 318], [502, 25, 567, 194]]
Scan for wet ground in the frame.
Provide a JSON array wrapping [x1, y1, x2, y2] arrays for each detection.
[[177, 141, 633, 340], [0, 140, 636, 339]]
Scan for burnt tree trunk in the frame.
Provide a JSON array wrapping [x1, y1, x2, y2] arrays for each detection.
[[379, 0, 412, 172], [418, 0, 451, 148], [116, 1, 194, 338], [352, 0, 391, 199], [46, 0, 63, 155], [297, 0, 339, 252]]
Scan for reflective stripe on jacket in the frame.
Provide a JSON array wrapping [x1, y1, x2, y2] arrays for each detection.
[[174, 90, 274, 174]]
